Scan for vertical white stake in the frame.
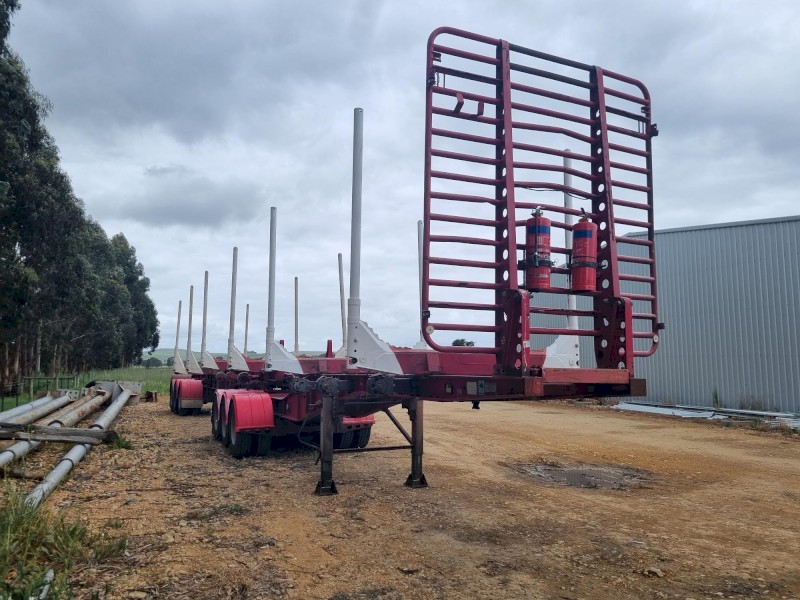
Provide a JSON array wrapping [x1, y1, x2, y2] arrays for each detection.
[[186, 285, 194, 361], [346, 107, 364, 363], [227, 247, 238, 362], [338, 253, 346, 349], [174, 300, 182, 356], [265, 207, 277, 369], [244, 303, 250, 355], [200, 271, 209, 358], [294, 277, 299, 355]]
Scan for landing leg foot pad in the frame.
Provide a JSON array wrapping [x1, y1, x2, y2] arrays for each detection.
[[404, 474, 428, 488], [315, 480, 338, 495]]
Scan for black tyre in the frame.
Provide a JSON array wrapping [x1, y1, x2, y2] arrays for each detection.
[[221, 406, 231, 447], [169, 381, 177, 413], [211, 401, 222, 440], [255, 432, 272, 456], [228, 405, 253, 459], [352, 426, 371, 449], [333, 431, 354, 450]]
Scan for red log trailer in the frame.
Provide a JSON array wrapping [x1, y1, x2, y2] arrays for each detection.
[[170, 27, 661, 495]]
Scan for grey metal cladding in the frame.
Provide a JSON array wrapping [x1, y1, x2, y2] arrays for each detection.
[[532, 216, 800, 413]]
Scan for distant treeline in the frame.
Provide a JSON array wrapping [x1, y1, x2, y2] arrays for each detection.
[[0, 1, 159, 385]]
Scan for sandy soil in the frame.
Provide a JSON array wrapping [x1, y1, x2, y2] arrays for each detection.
[[17, 398, 800, 599]]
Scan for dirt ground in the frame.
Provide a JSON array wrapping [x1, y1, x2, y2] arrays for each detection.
[[16, 397, 800, 599]]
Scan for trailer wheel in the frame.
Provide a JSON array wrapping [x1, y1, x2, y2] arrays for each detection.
[[352, 426, 371, 449], [228, 405, 252, 459], [221, 407, 231, 447], [169, 382, 177, 414], [177, 403, 190, 417], [211, 401, 222, 440], [255, 432, 272, 456], [334, 431, 354, 450]]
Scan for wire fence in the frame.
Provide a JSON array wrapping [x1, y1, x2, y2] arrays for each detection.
[[0, 375, 81, 412]]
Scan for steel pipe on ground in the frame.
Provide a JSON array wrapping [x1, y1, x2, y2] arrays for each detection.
[[31, 392, 94, 426], [26, 390, 132, 508], [0, 393, 53, 421], [0, 394, 72, 425], [0, 392, 107, 469]]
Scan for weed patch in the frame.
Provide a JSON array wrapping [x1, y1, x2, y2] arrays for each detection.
[[110, 436, 133, 450], [0, 485, 127, 598]]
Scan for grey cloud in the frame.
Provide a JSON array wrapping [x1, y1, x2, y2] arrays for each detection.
[[8, 0, 800, 352], [144, 163, 190, 177], [95, 166, 266, 227]]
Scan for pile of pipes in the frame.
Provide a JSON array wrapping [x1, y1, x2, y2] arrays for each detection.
[[0, 381, 138, 509]]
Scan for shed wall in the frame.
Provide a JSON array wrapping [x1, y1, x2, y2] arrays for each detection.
[[532, 216, 800, 413], [635, 217, 800, 412]]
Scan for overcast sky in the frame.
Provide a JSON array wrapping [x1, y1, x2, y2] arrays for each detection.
[[8, 1, 800, 354]]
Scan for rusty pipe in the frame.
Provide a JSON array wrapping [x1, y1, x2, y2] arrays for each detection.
[[26, 389, 131, 508], [0, 392, 107, 468], [0, 393, 58, 423], [1, 394, 73, 426]]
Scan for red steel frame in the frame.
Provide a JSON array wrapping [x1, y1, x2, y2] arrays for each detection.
[[421, 27, 660, 376], [172, 28, 660, 494]]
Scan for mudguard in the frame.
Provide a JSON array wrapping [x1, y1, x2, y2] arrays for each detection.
[[228, 391, 274, 432], [177, 378, 204, 409]]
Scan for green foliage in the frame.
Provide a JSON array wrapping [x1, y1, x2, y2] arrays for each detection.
[[0, 3, 159, 386], [83, 366, 173, 394], [0, 484, 127, 598], [110, 436, 133, 450], [451, 338, 475, 347]]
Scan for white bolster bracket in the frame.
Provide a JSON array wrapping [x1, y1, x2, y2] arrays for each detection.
[[172, 349, 187, 375], [347, 312, 403, 375], [265, 340, 304, 374], [543, 335, 580, 368], [201, 350, 218, 370], [186, 350, 203, 375], [228, 345, 249, 372]]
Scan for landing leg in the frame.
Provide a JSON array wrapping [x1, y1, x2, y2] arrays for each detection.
[[405, 398, 428, 488], [315, 394, 338, 495]]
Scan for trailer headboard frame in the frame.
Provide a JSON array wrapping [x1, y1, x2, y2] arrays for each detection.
[[421, 27, 659, 376]]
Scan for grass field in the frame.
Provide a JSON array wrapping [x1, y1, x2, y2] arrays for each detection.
[[1, 367, 175, 413], [83, 366, 174, 394]]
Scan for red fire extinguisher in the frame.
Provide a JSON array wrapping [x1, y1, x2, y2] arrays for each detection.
[[571, 212, 598, 292], [525, 208, 551, 290]]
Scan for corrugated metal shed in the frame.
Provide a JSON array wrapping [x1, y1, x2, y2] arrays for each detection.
[[533, 215, 800, 413]]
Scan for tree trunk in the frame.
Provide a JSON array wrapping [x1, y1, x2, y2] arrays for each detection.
[[51, 343, 59, 377], [36, 322, 41, 373], [1, 342, 8, 391], [13, 335, 21, 381]]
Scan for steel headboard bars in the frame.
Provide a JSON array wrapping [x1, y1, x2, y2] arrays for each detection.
[[421, 27, 659, 375]]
